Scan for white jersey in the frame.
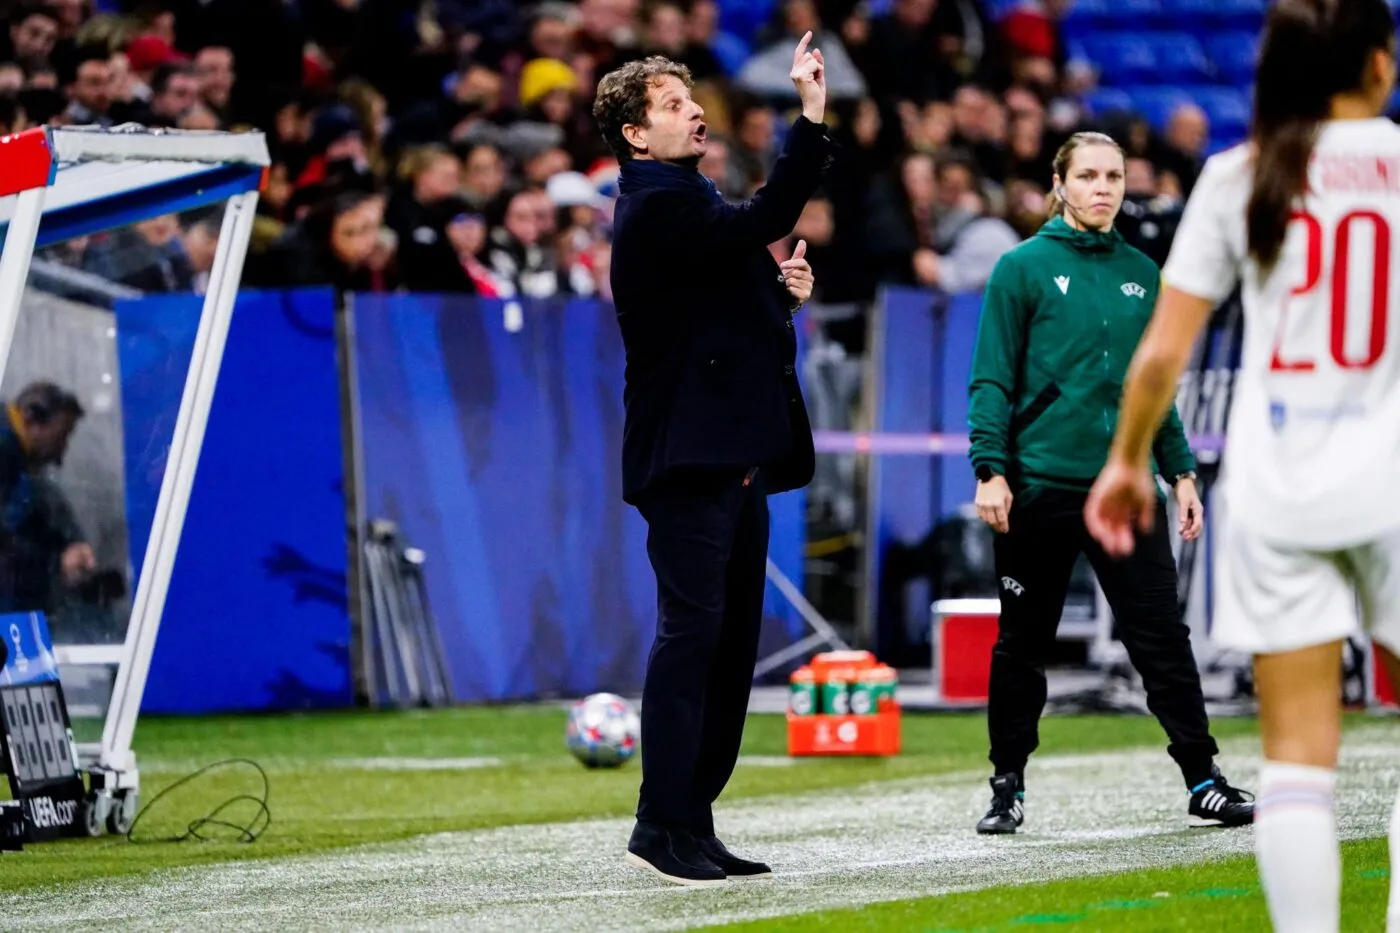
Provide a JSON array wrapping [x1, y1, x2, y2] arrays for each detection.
[[1163, 118, 1400, 549]]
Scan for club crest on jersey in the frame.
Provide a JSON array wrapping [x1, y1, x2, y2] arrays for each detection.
[[1121, 282, 1147, 299], [1269, 400, 1286, 431]]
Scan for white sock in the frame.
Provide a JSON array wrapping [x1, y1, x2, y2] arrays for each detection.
[[1388, 786, 1400, 933], [1256, 761, 1340, 933]]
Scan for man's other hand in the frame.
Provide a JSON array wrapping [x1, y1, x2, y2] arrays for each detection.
[[790, 30, 826, 123], [61, 542, 96, 583], [781, 239, 814, 305]]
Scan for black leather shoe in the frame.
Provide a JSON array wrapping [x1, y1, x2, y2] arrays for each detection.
[[695, 834, 772, 879], [625, 822, 727, 887]]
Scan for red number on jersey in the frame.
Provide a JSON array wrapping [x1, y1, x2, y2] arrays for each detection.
[[1271, 209, 1391, 372]]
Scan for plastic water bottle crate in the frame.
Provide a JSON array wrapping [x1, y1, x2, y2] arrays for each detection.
[[786, 650, 901, 757]]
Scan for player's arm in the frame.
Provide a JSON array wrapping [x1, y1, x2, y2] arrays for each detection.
[[645, 117, 833, 250], [1145, 274, 1198, 480], [1111, 156, 1239, 472], [1110, 286, 1215, 471]]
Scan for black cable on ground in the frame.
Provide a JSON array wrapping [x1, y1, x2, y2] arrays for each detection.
[[124, 758, 270, 844]]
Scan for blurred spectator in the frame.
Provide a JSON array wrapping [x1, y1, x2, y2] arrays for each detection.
[[1116, 156, 1183, 268], [1160, 102, 1208, 195], [182, 208, 222, 294], [191, 44, 233, 122], [81, 213, 195, 292], [60, 43, 112, 125], [0, 381, 95, 615], [3, 0, 1242, 312], [386, 144, 463, 244], [3, 3, 60, 70], [248, 189, 391, 291], [487, 188, 561, 300], [635, 0, 723, 85], [737, 0, 865, 102], [462, 141, 508, 210], [143, 62, 200, 126]]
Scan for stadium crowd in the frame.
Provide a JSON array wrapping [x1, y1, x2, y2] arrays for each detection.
[[0, 0, 1214, 316]]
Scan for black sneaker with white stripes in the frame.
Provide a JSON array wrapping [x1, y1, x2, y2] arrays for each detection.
[[975, 773, 1024, 835], [1188, 766, 1255, 828]]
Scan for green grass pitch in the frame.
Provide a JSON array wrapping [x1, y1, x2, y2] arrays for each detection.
[[0, 707, 1394, 931]]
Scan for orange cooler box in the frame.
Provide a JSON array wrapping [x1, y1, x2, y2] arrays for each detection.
[[787, 650, 901, 756]]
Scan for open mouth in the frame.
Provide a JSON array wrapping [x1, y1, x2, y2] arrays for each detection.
[[693, 123, 707, 142]]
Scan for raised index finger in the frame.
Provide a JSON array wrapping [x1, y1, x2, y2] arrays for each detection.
[[793, 30, 812, 65]]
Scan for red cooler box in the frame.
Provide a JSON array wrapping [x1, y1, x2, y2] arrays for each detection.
[[1374, 642, 1397, 708], [931, 598, 1001, 705]]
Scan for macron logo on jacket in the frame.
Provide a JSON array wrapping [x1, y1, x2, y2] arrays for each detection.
[[1054, 275, 1070, 294]]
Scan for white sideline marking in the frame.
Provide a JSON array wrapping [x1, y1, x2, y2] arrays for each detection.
[[326, 757, 504, 772], [3, 728, 1397, 932], [737, 755, 802, 768]]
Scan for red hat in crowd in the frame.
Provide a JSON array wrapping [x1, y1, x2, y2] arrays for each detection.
[[124, 35, 189, 73]]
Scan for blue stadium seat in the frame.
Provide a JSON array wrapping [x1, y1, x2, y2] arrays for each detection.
[[981, 0, 1021, 17], [1081, 87, 1135, 118], [710, 31, 752, 77], [1149, 33, 1213, 83], [1082, 34, 1159, 86], [1126, 86, 1196, 129], [717, 0, 775, 41], [1205, 31, 1260, 84], [1162, 0, 1266, 29], [1061, 0, 1163, 38], [1195, 87, 1252, 138]]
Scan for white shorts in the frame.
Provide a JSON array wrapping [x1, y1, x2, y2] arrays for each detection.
[[1213, 519, 1400, 656]]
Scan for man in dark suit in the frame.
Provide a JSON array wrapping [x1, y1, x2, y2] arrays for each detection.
[[593, 32, 832, 886]]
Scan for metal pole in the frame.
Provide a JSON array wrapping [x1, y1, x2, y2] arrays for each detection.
[[751, 558, 851, 680], [0, 187, 49, 393], [102, 190, 258, 768]]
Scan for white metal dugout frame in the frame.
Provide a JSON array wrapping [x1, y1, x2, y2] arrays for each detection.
[[0, 125, 267, 830]]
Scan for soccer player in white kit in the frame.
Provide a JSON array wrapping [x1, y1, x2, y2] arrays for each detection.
[[1084, 1, 1400, 931]]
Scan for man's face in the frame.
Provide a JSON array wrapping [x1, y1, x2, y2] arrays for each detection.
[[27, 413, 76, 466], [72, 60, 112, 113], [154, 73, 200, 120], [12, 14, 57, 61], [194, 47, 235, 108], [625, 74, 706, 164]]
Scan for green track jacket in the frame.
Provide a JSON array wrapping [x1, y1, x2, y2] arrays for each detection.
[[967, 216, 1196, 494]]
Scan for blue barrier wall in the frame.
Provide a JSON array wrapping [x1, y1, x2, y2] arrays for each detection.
[[116, 289, 353, 713], [110, 290, 811, 712], [350, 295, 808, 703], [865, 288, 983, 659]]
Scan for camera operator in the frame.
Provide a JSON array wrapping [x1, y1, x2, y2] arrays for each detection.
[[1113, 156, 1183, 268]]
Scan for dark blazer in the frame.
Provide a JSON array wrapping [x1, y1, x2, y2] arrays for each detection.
[[610, 116, 836, 503]]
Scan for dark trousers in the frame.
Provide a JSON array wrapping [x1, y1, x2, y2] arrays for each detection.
[[633, 467, 768, 835], [989, 487, 1219, 789]]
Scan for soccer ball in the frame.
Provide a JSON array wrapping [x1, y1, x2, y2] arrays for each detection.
[[566, 692, 641, 768]]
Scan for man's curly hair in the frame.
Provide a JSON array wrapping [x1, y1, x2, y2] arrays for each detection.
[[592, 56, 694, 162]]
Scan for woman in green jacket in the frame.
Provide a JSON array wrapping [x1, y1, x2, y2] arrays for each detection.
[[965, 131, 1253, 836]]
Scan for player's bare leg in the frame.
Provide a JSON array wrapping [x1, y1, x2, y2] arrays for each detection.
[[1253, 640, 1345, 933]]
